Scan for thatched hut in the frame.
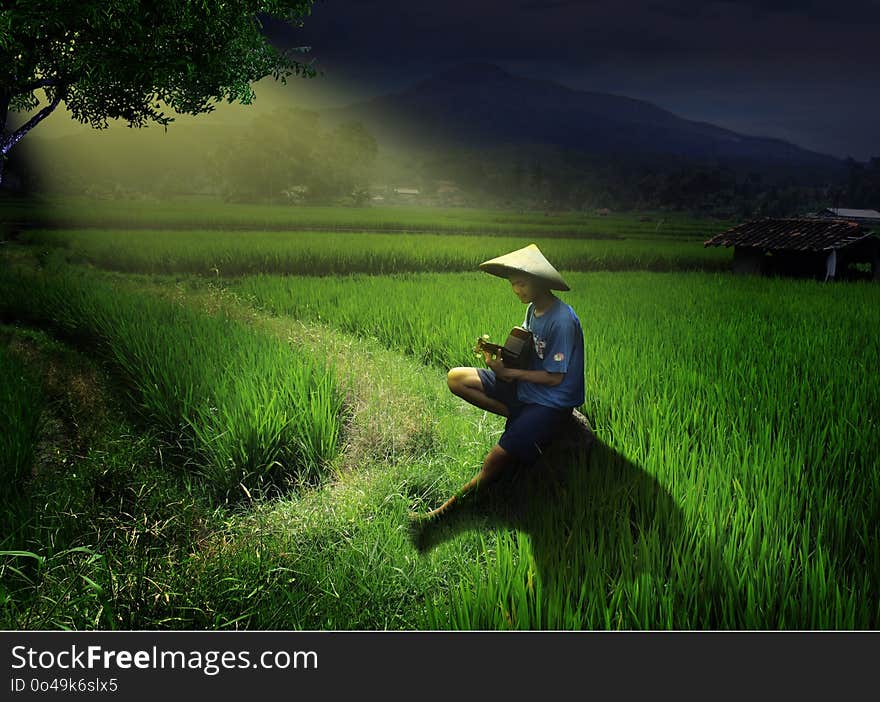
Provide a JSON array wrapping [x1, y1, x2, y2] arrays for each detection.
[[704, 218, 880, 281]]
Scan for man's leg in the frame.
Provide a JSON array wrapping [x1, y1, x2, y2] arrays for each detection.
[[423, 444, 515, 519], [447, 367, 510, 417]]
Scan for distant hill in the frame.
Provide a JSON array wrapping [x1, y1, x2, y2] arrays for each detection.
[[323, 62, 843, 172]]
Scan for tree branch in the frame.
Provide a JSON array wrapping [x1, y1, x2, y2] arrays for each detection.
[[21, 77, 61, 93], [1, 89, 64, 155], [0, 92, 9, 138]]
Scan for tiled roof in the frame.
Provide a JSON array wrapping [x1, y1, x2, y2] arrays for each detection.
[[704, 218, 877, 252]]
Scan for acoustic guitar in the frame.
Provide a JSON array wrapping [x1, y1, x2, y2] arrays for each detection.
[[474, 326, 534, 370]]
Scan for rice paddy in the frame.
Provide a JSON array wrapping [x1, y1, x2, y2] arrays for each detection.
[[8, 196, 732, 238], [20, 228, 731, 276], [1, 199, 877, 629], [0, 262, 344, 498], [231, 269, 880, 627]]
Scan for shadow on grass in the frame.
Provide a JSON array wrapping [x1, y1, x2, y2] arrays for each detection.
[[408, 432, 721, 601]]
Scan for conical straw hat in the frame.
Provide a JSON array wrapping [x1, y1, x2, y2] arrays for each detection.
[[479, 244, 570, 291]]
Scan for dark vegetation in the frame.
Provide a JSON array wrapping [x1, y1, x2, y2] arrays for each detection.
[[0, 323, 213, 629], [7, 122, 877, 218], [0, 0, 317, 187]]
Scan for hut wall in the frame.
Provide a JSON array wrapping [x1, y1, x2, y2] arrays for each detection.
[[764, 250, 826, 280], [732, 246, 765, 275]]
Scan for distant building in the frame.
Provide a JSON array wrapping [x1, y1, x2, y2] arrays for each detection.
[[393, 188, 420, 196], [282, 185, 308, 202], [816, 208, 880, 225], [704, 217, 880, 281]]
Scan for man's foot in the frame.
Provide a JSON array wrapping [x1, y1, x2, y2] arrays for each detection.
[[425, 494, 458, 520], [407, 511, 435, 553]]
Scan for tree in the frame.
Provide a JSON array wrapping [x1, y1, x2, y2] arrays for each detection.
[[212, 109, 378, 204], [214, 108, 323, 202], [0, 0, 317, 186], [317, 121, 378, 201]]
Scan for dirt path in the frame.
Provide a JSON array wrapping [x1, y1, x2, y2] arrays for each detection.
[[135, 279, 492, 481]]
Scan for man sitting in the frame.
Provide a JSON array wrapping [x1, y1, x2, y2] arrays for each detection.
[[413, 244, 585, 524]]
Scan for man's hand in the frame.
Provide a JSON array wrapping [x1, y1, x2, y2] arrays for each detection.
[[487, 357, 516, 382]]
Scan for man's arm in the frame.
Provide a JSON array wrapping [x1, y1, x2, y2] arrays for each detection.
[[486, 358, 563, 386]]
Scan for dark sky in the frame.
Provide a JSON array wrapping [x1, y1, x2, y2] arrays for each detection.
[[264, 0, 880, 161]]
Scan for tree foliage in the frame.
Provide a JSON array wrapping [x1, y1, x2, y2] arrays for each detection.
[[0, 0, 317, 183], [212, 108, 378, 203]]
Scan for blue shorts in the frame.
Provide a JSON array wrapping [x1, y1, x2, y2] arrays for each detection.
[[477, 368, 573, 465]]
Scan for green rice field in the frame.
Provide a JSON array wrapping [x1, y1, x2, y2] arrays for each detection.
[[1, 199, 877, 629], [19, 229, 732, 276], [5, 196, 732, 238]]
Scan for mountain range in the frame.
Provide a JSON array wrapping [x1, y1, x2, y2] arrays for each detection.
[[324, 62, 842, 172]]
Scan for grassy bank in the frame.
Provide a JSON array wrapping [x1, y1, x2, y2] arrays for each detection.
[[0, 307, 496, 630], [0, 324, 220, 629], [0, 263, 344, 498]]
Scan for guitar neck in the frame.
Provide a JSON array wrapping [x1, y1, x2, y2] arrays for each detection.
[[476, 338, 505, 355]]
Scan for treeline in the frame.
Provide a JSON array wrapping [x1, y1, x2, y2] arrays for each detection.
[[391, 144, 868, 217], [841, 157, 880, 209], [5, 109, 876, 216], [208, 110, 378, 204]]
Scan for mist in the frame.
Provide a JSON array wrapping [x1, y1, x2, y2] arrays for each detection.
[[7, 76, 392, 204]]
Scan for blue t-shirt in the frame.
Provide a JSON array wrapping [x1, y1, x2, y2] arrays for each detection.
[[516, 298, 585, 409]]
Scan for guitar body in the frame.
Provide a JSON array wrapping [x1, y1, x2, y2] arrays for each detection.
[[475, 326, 534, 370]]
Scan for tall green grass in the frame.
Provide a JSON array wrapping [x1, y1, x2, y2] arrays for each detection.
[[230, 270, 880, 627], [20, 228, 731, 276], [0, 345, 45, 503], [0, 325, 225, 630], [0, 264, 344, 498], [3, 231, 877, 628]]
